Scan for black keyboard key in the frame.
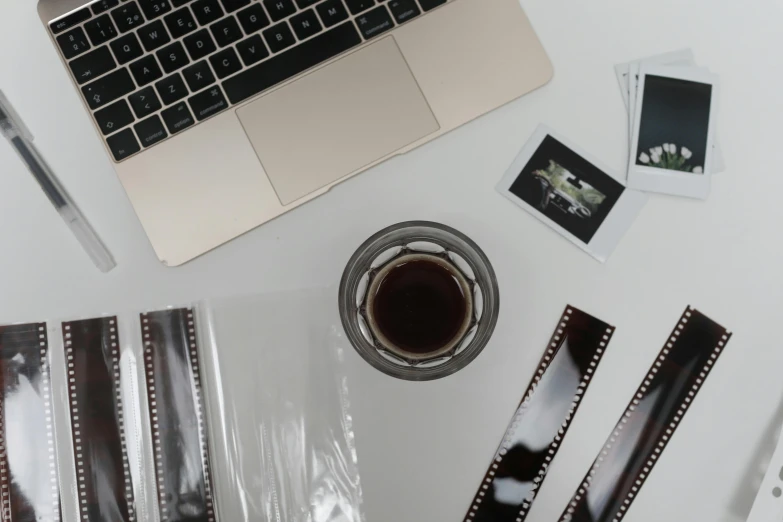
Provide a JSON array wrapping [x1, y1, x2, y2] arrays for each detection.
[[223, 21, 361, 104], [172, 0, 194, 6], [316, 0, 349, 27], [110, 33, 144, 64], [94, 99, 135, 135], [220, 0, 251, 13], [188, 87, 229, 120], [111, 2, 145, 32], [138, 20, 171, 51], [356, 5, 393, 39], [51, 8, 91, 34], [82, 68, 135, 109], [183, 29, 217, 60], [236, 35, 268, 66], [138, 0, 172, 19], [164, 7, 197, 38], [209, 48, 243, 78], [263, 0, 296, 21], [387, 0, 419, 23], [345, 0, 374, 14], [183, 60, 216, 91], [237, 4, 270, 34], [161, 101, 195, 133], [69, 46, 117, 84], [156, 41, 190, 72], [295, 0, 318, 7], [192, 0, 224, 25], [85, 15, 118, 46], [156, 73, 188, 104], [129, 86, 163, 117], [263, 22, 295, 53], [418, 0, 446, 10], [107, 128, 141, 160], [92, 0, 121, 14], [291, 9, 322, 40], [57, 28, 91, 59], [211, 16, 243, 47], [134, 115, 168, 147], [130, 55, 164, 85]]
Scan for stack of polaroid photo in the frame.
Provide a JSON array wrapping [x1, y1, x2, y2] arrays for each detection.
[[616, 49, 722, 199]]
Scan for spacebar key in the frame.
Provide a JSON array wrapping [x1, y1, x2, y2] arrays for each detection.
[[223, 22, 362, 104]]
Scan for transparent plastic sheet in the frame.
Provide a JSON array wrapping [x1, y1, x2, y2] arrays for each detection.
[[58, 317, 146, 522], [0, 323, 61, 522], [139, 308, 216, 522], [196, 288, 363, 522], [3, 286, 362, 522], [49, 310, 205, 522]]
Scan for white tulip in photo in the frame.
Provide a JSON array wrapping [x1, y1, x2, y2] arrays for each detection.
[[693, 166, 703, 174], [639, 152, 650, 164], [681, 147, 692, 159]]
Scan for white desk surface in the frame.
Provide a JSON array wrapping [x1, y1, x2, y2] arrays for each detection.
[[1, 1, 780, 521]]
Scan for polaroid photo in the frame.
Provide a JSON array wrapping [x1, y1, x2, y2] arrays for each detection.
[[497, 125, 648, 263], [629, 64, 725, 174], [617, 50, 725, 173], [628, 65, 720, 199]]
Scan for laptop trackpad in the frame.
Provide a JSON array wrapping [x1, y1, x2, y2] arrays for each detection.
[[236, 36, 440, 206]]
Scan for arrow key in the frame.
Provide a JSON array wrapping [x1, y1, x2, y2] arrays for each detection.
[[94, 99, 135, 136], [69, 46, 117, 85], [129, 86, 163, 118]]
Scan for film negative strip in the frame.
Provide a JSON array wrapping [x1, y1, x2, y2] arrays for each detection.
[[141, 309, 216, 522], [63, 317, 135, 522], [558, 307, 732, 522], [0, 323, 60, 522], [464, 306, 616, 522]]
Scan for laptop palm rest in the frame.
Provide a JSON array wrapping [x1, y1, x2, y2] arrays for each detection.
[[236, 36, 440, 206]]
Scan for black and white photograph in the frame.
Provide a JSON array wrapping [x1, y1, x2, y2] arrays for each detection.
[[628, 65, 719, 199], [497, 126, 648, 262], [508, 135, 621, 244], [616, 50, 725, 174], [636, 75, 713, 173]]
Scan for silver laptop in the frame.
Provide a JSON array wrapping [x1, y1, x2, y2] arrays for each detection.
[[40, 0, 552, 266]]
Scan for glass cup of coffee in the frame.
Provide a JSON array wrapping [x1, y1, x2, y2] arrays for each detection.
[[339, 221, 499, 381]]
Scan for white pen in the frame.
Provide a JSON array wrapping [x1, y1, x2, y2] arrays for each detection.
[[0, 90, 116, 272]]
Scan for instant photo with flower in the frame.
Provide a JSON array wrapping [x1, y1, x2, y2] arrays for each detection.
[[634, 74, 714, 174], [627, 65, 718, 199]]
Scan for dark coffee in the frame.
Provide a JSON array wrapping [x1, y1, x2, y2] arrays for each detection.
[[370, 257, 470, 355]]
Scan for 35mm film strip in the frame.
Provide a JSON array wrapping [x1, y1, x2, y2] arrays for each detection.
[[0, 323, 60, 522], [141, 309, 216, 522], [63, 317, 135, 522], [558, 307, 731, 522], [464, 306, 616, 522]]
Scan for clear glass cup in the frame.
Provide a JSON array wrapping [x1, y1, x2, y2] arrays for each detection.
[[338, 221, 500, 381]]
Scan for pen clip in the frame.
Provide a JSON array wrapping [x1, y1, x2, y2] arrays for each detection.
[[0, 90, 34, 142]]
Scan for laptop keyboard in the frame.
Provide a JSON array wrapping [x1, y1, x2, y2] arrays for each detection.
[[50, 0, 450, 162]]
